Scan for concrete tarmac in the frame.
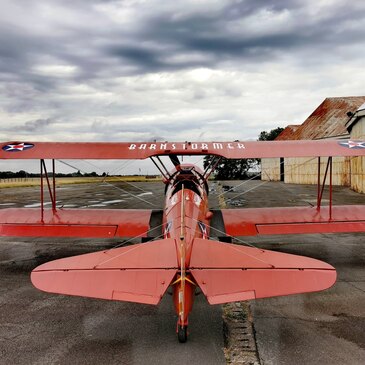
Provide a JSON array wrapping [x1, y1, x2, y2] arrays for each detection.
[[0, 259, 224, 365], [0, 181, 225, 365], [0, 180, 364, 364], [221, 180, 365, 365]]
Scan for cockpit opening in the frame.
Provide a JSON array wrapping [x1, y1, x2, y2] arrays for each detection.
[[171, 179, 201, 197]]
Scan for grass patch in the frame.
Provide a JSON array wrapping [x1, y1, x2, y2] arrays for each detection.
[[0, 176, 161, 189]]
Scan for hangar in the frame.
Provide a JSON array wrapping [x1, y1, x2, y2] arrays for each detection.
[[261, 96, 365, 193]]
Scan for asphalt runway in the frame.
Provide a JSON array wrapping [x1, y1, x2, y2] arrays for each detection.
[[0, 180, 364, 364], [222, 180, 365, 365], [250, 232, 365, 365], [0, 181, 225, 365]]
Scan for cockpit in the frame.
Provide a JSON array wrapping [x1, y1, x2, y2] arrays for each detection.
[[167, 166, 207, 197]]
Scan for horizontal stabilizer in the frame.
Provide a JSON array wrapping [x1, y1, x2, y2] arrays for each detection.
[[190, 238, 336, 304], [31, 239, 178, 305]]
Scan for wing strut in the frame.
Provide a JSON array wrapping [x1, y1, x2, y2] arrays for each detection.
[[203, 156, 222, 181], [150, 156, 171, 180], [40, 159, 57, 221], [169, 154, 181, 170], [316, 156, 333, 219]]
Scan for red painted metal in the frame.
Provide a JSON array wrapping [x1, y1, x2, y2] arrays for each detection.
[[40, 159, 44, 223], [31, 239, 178, 305], [318, 157, 331, 209], [0, 224, 117, 238], [52, 159, 56, 212], [329, 157, 333, 220], [317, 156, 321, 210], [192, 269, 336, 305], [34, 238, 178, 271], [41, 159, 56, 212], [221, 205, 365, 236], [1, 139, 365, 160], [189, 240, 335, 304], [190, 238, 334, 269], [257, 221, 365, 235], [0, 208, 152, 237], [190, 238, 335, 305], [1, 151, 360, 340], [32, 270, 176, 305], [172, 275, 195, 326]]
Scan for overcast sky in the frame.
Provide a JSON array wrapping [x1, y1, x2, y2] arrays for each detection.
[[1, 0, 365, 173]]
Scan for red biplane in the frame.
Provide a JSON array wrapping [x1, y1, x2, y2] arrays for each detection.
[[1, 140, 365, 342]]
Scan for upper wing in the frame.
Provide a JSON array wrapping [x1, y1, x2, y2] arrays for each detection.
[[220, 205, 365, 236], [1, 140, 365, 159], [0, 208, 159, 238]]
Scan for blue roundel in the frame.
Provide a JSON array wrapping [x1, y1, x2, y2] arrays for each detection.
[[2, 143, 35, 152]]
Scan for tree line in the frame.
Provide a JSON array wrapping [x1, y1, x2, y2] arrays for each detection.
[[0, 170, 103, 179], [203, 127, 283, 180]]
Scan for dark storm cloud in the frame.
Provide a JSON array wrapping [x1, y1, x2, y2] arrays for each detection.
[[1, 0, 365, 84], [1, 0, 365, 144], [0, 118, 53, 133], [99, 1, 365, 74], [107, 45, 168, 72], [144, 5, 364, 59], [23, 118, 53, 132]]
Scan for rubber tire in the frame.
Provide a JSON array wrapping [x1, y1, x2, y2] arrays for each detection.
[[178, 325, 187, 343]]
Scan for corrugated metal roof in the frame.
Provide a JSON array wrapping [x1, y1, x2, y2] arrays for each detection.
[[276, 125, 301, 140], [282, 97, 365, 140]]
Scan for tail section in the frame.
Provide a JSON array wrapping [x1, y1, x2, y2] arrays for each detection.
[[31, 239, 178, 305], [31, 237, 337, 306], [190, 238, 336, 305]]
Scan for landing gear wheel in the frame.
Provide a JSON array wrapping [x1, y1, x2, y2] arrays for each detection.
[[177, 325, 188, 343]]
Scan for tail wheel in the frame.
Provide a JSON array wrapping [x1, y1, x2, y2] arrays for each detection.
[[177, 325, 187, 343]]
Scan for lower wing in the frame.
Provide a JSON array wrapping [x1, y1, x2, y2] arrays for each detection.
[[190, 238, 336, 305], [219, 205, 365, 236], [0, 208, 162, 238]]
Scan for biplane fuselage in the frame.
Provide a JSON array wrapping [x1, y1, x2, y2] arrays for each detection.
[[163, 165, 210, 331]]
